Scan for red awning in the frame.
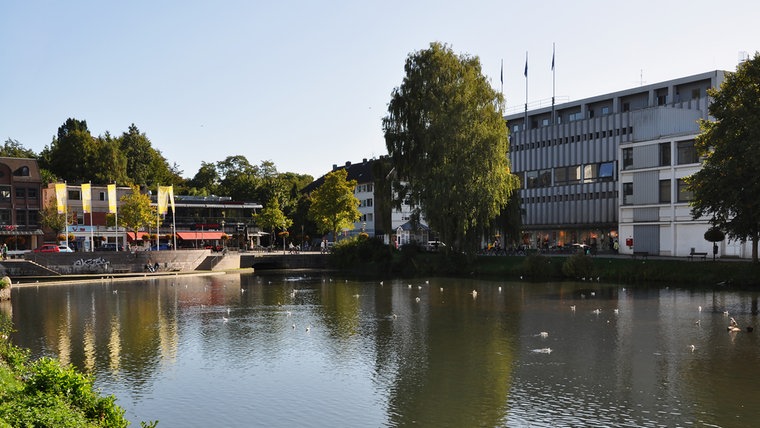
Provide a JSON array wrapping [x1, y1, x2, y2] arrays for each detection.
[[176, 231, 225, 241]]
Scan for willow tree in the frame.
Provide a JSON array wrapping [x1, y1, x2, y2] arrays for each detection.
[[382, 42, 519, 252], [689, 52, 760, 262]]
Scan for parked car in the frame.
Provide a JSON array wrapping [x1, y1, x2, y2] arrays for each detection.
[[58, 245, 74, 253], [33, 244, 60, 253], [148, 244, 171, 251], [426, 241, 446, 252], [96, 243, 124, 251]]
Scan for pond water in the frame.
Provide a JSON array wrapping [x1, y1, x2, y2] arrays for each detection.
[[6, 272, 760, 427]]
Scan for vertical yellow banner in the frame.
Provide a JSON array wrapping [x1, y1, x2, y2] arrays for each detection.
[[107, 184, 117, 214], [55, 183, 67, 214], [168, 185, 175, 214], [81, 183, 91, 214], [157, 186, 169, 215]]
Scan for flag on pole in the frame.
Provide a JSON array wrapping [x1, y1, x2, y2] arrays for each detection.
[[500, 59, 503, 85], [55, 183, 67, 214], [524, 52, 528, 78], [81, 183, 91, 214], [107, 184, 117, 214], [551, 47, 555, 71], [157, 185, 175, 215]]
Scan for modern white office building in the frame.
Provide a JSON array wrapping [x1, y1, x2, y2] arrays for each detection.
[[505, 70, 751, 258]]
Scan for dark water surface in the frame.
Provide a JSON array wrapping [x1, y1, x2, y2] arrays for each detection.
[[6, 273, 760, 427]]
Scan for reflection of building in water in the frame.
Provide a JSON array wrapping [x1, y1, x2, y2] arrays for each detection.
[[57, 293, 72, 367], [157, 292, 179, 363], [109, 316, 121, 374], [84, 323, 96, 373]]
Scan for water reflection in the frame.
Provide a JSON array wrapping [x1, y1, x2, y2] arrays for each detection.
[[7, 275, 760, 427]]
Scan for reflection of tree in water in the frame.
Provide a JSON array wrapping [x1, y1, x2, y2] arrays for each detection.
[[373, 279, 519, 427]]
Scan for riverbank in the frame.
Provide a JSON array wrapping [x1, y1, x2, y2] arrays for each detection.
[[330, 240, 760, 287]]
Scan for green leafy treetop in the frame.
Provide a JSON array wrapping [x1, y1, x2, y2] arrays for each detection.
[[690, 52, 760, 262], [118, 185, 156, 242], [253, 196, 293, 244], [308, 168, 361, 242], [383, 42, 520, 252]]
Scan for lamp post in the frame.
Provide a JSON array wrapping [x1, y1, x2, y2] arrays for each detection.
[[221, 220, 225, 251]]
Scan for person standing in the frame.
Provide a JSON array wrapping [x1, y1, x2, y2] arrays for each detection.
[[1, 243, 6, 260]]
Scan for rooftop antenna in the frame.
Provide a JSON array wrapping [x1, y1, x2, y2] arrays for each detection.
[[639, 69, 646, 86], [739, 51, 749, 63]]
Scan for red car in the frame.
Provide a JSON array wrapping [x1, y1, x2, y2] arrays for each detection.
[[33, 244, 60, 253]]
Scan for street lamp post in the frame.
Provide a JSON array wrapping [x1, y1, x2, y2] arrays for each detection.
[[221, 220, 225, 251]]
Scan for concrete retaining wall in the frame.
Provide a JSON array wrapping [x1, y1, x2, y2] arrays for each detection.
[[24, 250, 211, 274]]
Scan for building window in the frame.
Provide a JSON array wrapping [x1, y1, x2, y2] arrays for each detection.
[[677, 179, 694, 202], [13, 166, 29, 177], [68, 190, 81, 200], [27, 188, 38, 200], [99, 191, 106, 201], [28, 210, 39, 227], [677, 140, 698, 165], [538, 170, 552, 187], [622, 148, 633, 169], [623, 183, 633, 205], [525, 171, 538, 189], [659, 179, 671, 203], [541, 118, 549, 126], [598, 162, 615, 181], [657, 95, 667, 106], [0, 186, 10, 202], [14, 188, 25, 198], [692, 88, 701, 99], [622, 103, 630, 112], [659, 142, 671, 166], [601, 106, 610, 115], [583, 164, 597, 183]]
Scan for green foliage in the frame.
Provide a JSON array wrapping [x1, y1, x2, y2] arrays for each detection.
[[561, 253, 595, 279], [0, 138, 37, 158], [704, 227, 725, 243], [0, 317, 132, 427], [690, 52, 760, 261], [39, 195, 73, 234], [253, 196, 292, 242], [329, 237, 393, 272], [119, 185, 156, 237], [383, 42, 519, 253], [521, 254, 555, 281], [308, 169, 361, 241]]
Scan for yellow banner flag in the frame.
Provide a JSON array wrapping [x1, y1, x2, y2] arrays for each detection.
[[168, 185, 175, 214], [55, 183, 67, 214], [81, 183, 91, 214], [107, 184, 117, 214], [157, 186, 170, 215]]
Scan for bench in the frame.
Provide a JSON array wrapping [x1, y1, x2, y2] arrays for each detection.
[[632, 251, 649, 259], [688, 251, 708, 261]]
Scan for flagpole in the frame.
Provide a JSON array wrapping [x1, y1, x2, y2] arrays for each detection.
[[115, 186, 119, 251], [89, 182, 94, 252], [552, 43, 556, 124], [524, 51, 528, 127], [64, 181, 68, 249], [156, 184, 161, 252]]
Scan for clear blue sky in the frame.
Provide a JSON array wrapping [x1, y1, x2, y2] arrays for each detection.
[[1, 1, 756, 180]]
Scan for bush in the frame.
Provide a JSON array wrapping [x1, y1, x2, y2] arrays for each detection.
[[521, 254, 554, 280], [562, 253, 595, 279], [0, 315, 140, 428]]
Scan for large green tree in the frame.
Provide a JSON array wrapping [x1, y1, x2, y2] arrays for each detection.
[[39, 118, 96, 182], [689, 52, 760, 262], [308, 168, 360, 242], [382, 42, 519, 252]]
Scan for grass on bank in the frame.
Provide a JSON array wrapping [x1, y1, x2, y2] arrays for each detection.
[[328, 237, 760, 287]]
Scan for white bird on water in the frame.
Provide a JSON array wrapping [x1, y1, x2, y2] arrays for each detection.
[[570, 305, 576, 311], [539, 331, 549, 338], [471, 290, 478, 298], [690, 344, 696, 352], [415, 297, 421, 303]]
